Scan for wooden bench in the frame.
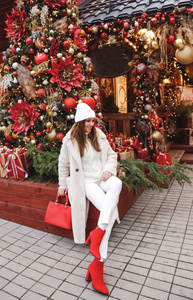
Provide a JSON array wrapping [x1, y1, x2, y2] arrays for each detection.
[[0, 178, 141, 238]]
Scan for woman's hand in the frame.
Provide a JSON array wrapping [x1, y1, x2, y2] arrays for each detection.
[[58, 187, 68, 196], [102, 171, 112, 181]]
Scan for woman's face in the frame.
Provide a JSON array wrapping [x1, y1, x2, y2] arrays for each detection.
[[84, 118, 95, 133]]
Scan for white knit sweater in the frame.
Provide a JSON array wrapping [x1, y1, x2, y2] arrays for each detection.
[[81, 135, 103, 183]]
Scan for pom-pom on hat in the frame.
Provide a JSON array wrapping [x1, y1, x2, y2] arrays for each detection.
[[75, 102, 95, 123]]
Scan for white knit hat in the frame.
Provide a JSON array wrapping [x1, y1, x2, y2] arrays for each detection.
[[75, 102, 95, 123]]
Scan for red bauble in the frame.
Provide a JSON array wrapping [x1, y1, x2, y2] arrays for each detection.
[[56, 132, 65, 141], [63, 97, 77, 111], [36, 132, 42, 137], [62, 40, 70, 48], [81, 97, 95, 110], [169, 17, 176, 25], [37, 89, 46, 98], [13, 71, 17, 77], [136, 63, 147, 74], [34, 53, 48, 64], [101, 33, 107, 39], [10, 46, 16, 55], [5, 133, 12, 142], [28, 48, 34, 54], [37, 143, 47, 151], [39, 103, 46, 110], [26, 38, 33, 45], [167, 35, 175, 44], [41, 36, 46, 42], [137, 90, 142, 95], [151, 17, 157, 26]]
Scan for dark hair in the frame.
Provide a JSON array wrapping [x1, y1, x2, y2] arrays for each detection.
[[71, 121, 101, 157]]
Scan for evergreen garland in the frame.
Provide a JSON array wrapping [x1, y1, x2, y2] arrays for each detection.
[[27, 144, 193, 192], [119, 158, 193, 194]]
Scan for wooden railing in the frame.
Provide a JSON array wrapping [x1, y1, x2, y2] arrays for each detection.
[[102, 112, 135, 136]]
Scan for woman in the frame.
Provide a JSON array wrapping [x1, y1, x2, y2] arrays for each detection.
[[58, 102, 122, 294]]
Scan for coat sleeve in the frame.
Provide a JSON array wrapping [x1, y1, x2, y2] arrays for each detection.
[[58, 137, 70, 188], [102, 138, 118, 176]]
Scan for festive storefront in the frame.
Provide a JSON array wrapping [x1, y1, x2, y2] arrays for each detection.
[[0, 0, 192, 236], [78, 0, 193, 152]]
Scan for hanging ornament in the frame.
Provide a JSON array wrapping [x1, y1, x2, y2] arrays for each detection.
[[174, 37, 185, 50], [175, 45, 193, 65], [47, 129, 56, 141], [144, 104, 151, 111], [35, 40, 44, 49], [167, 35, 175, 44], [56, 132, 65, 141], [37, 88, 46, 98], [152, 130, 163, 141], [136, 63, 147, 74], [34, 53, 48, 64], [92, 26, 98, 34], [151, 40, 159, 50], [63, 97, 77, 111], [169, 17, 176, 25], [81, 97, 95, 110]]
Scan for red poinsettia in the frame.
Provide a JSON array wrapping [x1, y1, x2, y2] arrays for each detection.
[[5, 7, 27, 41], [9, 100, 40, 135], [51, 56, 84, 92], [74, 29, 88, 52], [44, 0, 67, 8]]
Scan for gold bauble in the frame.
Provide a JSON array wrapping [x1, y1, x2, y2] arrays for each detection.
[[175, 45, 193, 65], [30, 70, 36, 77], [68, 47, 74, 55], [46, 122, 52, 128], [12, 133, 18, 139], [31, 139, 36, 145], [48, 110, 54, 117], [76, 52, 82, 59], [91, 27, 98, 34], [151, 40, 159, 50], [67, 9, 71, 15], [23, 136, 29, 142], [47, 129, 56, 141], [52, 10, 58, 16], [174, 37, 185, 50], [152, 130, 163, 142]]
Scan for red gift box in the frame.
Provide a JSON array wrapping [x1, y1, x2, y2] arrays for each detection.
[[4, 148, 32, 179], [131, 138, 143, 151], [152, 151, 172, 173], [137, 148, 149, 159]]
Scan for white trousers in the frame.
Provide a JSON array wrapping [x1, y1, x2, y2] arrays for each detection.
[[85, 176, 122, 260]]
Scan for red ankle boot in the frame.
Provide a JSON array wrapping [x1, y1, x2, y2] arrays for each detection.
[[85, 226, 105, 260], [85, 258, 109, 294]]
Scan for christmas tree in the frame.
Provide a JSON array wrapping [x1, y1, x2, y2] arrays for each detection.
[[0, 0, 101, 153]]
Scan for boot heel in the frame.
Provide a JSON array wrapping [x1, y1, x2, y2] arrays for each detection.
[[85, 234, 91, 246], [85, 269, 91, 281]]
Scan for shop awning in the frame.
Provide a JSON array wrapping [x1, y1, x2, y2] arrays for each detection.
[[78, 0, 193, 25]]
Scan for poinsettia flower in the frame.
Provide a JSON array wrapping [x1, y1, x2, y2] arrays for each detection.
[[44, 0, 67, 8], [5, 7, 27, 41], [50, 56, 84, 92], [9, 100, 40, 135], [74, 29, 88, 52]]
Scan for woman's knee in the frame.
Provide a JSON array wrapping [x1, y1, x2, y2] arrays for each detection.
[[108, 176, 122, 192]]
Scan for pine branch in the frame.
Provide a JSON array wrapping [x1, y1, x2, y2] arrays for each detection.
[[120, 158, 193, 194]]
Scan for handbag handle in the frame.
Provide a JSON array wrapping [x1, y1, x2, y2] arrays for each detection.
[[55, 193, 69, 206]]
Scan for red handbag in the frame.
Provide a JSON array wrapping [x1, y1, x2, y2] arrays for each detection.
[[44, 194, 72, 230]]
